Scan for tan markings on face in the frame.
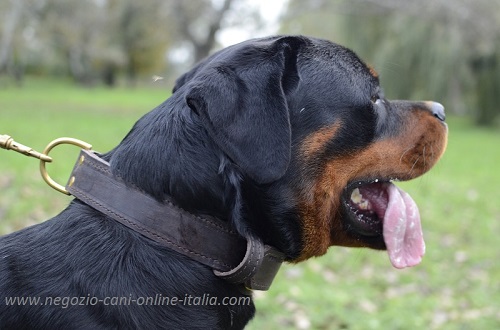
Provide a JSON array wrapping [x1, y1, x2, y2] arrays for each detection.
[[368, 65, 379, 79], [295, 109, 448, 261], [300, 123, 341, 159]]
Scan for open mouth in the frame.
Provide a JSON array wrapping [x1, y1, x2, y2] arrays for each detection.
[[342, 180, 425, 269]]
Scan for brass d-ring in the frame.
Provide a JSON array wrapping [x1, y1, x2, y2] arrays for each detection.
[[39, 137, 92, 195]]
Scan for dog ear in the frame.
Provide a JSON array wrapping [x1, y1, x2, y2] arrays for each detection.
[[185, 38, 301, 184]]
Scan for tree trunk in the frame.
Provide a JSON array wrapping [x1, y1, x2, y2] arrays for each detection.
[[471, 54, 500, 126], [0, 0, 23, 83]]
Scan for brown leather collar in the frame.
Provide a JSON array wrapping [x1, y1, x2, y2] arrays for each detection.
[[65, 149, 284, 291]]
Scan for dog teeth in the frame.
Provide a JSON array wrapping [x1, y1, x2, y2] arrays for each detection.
[[351, 188, 363, 204], [350, 188, 370, 210], [358, 200, 370, 210]]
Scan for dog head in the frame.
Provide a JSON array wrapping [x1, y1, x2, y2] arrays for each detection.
[[117, 36, 448, 268]]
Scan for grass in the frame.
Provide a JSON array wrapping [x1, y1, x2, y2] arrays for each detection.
[[1, 78, 499, 329], [0, 78, 169, 233]]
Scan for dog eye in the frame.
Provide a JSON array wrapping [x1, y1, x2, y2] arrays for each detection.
[[371, 89, 385, 105]]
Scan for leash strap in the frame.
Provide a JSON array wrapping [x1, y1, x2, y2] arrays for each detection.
[[66, 149, 284, 290]]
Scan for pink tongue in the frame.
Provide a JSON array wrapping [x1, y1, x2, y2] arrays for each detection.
[[383, 184, 425, 269]]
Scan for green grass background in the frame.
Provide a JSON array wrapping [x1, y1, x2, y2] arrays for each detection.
[[1, 78, 499, 329]]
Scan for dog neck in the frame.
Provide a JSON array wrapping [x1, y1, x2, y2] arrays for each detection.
[[109, 98, 230, 216], [67, 149, 284, 291], [107, 95, 302, 260]]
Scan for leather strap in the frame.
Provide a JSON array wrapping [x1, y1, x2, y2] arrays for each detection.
[[66, 149, 284, 290]]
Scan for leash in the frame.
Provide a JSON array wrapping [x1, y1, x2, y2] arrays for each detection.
[[1, 134, 284, 291], [1, 134, 92, 194]]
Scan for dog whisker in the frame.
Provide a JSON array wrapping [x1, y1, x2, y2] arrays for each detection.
[[409, 155, 421, 176], [422, 145, 427, 170], [399, 145, 415, 164]]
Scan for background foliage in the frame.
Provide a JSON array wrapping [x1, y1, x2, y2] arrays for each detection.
[[281, 0, 500, 126], [1, 0, 499, 126]]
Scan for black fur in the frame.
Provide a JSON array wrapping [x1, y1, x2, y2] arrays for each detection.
[[1, 36, 384, 329]]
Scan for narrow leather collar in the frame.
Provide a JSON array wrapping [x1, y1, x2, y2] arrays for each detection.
[[66, 149, 284, 291]]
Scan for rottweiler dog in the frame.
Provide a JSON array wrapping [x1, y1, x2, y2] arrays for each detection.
[[0, 36, 447, 329]]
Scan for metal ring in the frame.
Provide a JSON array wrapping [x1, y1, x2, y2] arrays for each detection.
[[39, 137, 92, 195]]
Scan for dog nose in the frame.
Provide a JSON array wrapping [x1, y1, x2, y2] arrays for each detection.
[[429, 102, 446, 122]]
